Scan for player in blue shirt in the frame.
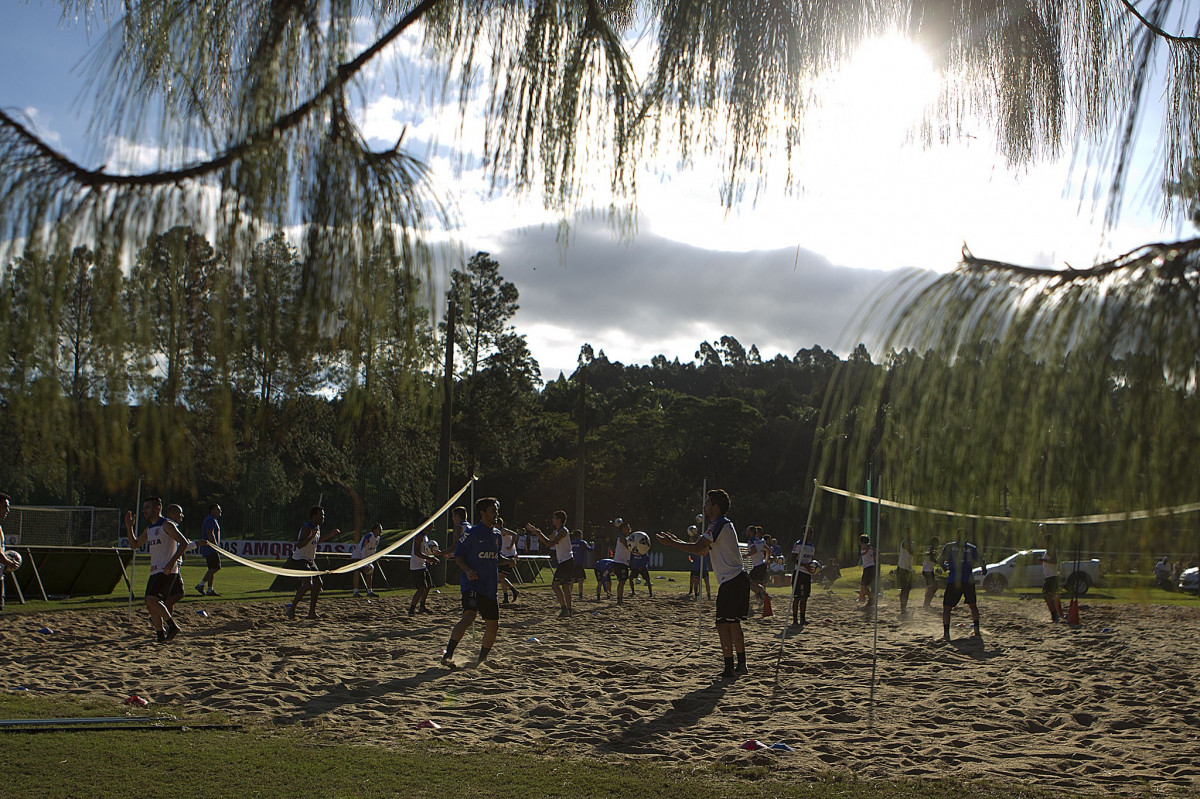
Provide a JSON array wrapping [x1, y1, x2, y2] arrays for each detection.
[[570, 530, 593, 599], [630, 550, 653, 597], [195, 503, 223, 596], [940, 528, 987, 641], [442, 497, 503, 668], [593, 558, 615, 600]]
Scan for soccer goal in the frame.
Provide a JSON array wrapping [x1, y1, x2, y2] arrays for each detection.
[[4, 506, 123, 547]]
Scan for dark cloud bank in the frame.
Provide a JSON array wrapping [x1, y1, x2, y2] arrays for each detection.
[[477, 218, 926, 380]]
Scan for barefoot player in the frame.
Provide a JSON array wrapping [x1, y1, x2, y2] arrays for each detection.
[[125, 497, 189, 642], [656, 489, 749, 679], [442, 497, 503, 668]]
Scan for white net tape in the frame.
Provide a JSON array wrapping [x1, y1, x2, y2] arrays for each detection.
[[211, 477, 475, 576], [817, 482, 1200, 526]]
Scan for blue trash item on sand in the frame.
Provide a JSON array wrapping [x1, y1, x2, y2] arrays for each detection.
[[37, 627, 54, 635], [769, 742, 795, 752]]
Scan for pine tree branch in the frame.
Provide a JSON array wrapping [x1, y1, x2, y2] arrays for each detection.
[[0, 0, 444, 189], [1118, 0, 1200, 44]]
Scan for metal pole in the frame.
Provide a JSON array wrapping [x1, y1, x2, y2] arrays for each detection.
[[697, 479, 706, 650], [869, 473, 883, 729]]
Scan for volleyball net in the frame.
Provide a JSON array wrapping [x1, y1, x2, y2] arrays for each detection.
[[210, 477, 476, 578]]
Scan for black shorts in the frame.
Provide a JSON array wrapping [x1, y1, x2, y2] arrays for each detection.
[[461, 591, 500, 621], [613, 563, 630, 581], [1042, 575, 1060, 595], [923, 571, 936, 588], [411, 568, 433, 590], [201, 548, 222, 571], [573, 563, 586, 582], [749, 563, 768, 582], [943, 581, 978, 607], [861, 565, 877, 587], [792, 571, 812, 598], [145, 572, 183, 600], [896, 568, 913, 590], [553, 561, 575, 584], [715, 571, 751, 624], [288, 558, 322, 586], [631, 566, 650, 582], [498, 560, 515, 577]]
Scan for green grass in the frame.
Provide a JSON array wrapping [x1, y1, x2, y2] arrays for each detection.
[[0, 692, 1084, 799], [6, 561, 1196, 616]]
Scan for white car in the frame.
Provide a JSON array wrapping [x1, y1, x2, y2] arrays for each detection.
[[972, 549, 1101, 596], [1180, 567, 1199, 594]]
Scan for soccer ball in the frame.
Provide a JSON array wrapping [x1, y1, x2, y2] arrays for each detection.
[[423, 539, 441, 556], [3, 551, 22, 573], [628, 531, 652, 556]]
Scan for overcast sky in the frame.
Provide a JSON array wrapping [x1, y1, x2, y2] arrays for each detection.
[[1, 5, 1184, 382]]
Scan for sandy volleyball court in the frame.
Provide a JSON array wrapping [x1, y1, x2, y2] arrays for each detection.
[[2, 586, 1198, 794]]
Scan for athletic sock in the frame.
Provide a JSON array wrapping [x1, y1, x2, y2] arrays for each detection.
[[943, 625, 950, 638], [723, 656, 735, 672], [973, 620, 981, 635], [478, 646, 491, 662], [444, 639, 459, 658], [736, 652, 746, 668]]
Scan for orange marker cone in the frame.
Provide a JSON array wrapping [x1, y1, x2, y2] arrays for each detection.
[[1066, 598, 1081, 625], [762, 592, 773, 617]]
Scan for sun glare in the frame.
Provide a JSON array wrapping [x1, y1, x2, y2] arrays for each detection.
[[815, 33, 940, 143]]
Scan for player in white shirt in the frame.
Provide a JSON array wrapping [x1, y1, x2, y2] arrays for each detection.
[[124, 496, 190, 643], [896, 532, 915, 617], [921, 536, 941, 609], [746, 526, 769, 612], [857, 534, 877, 611], [613, 520, 633, 605], [656, 489, 750, 679], [408, 507, 454, 616], [351, 523, 382, 598], [1036, 528, 1063, 623], [498, 522, 520, 605], [287, 505, 336, 621], [790, 525, 816, 627], [526, 509, 575, 617]]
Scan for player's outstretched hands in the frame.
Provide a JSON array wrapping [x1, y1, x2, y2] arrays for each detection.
[[655, 530, 682, 546]]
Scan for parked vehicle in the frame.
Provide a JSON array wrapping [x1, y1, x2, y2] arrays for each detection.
[[1180, 566, 1199, 594], [971, 549, 1101, 596]]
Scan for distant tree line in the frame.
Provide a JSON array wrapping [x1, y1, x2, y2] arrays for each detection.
[[3, 234, 1196, 562]]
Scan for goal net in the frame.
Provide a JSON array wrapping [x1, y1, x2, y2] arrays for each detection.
[[3, 506, 123, 547]]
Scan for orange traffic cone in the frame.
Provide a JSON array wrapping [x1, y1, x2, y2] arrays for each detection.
[[762, 592, 773, 617], [1066, 598, 1081, 625]]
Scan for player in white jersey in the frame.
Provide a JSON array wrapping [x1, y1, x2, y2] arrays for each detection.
[[409, 507, 455, 616], [612, 520, 633, 605], [746, 526, 769, 613], [287, 506, 336, 620], [526, 509, 574, 617], [0, 492, 18, 612], [790, 525, 816, 627], [896, 532, 915, 617], [124, 496, 190, 643], [498, 520, 521, 605], [656, 489, 750, 679], [1036, 528, 1063, 623], [351, 523, 382, 598], [921, 536, 941, 609]]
